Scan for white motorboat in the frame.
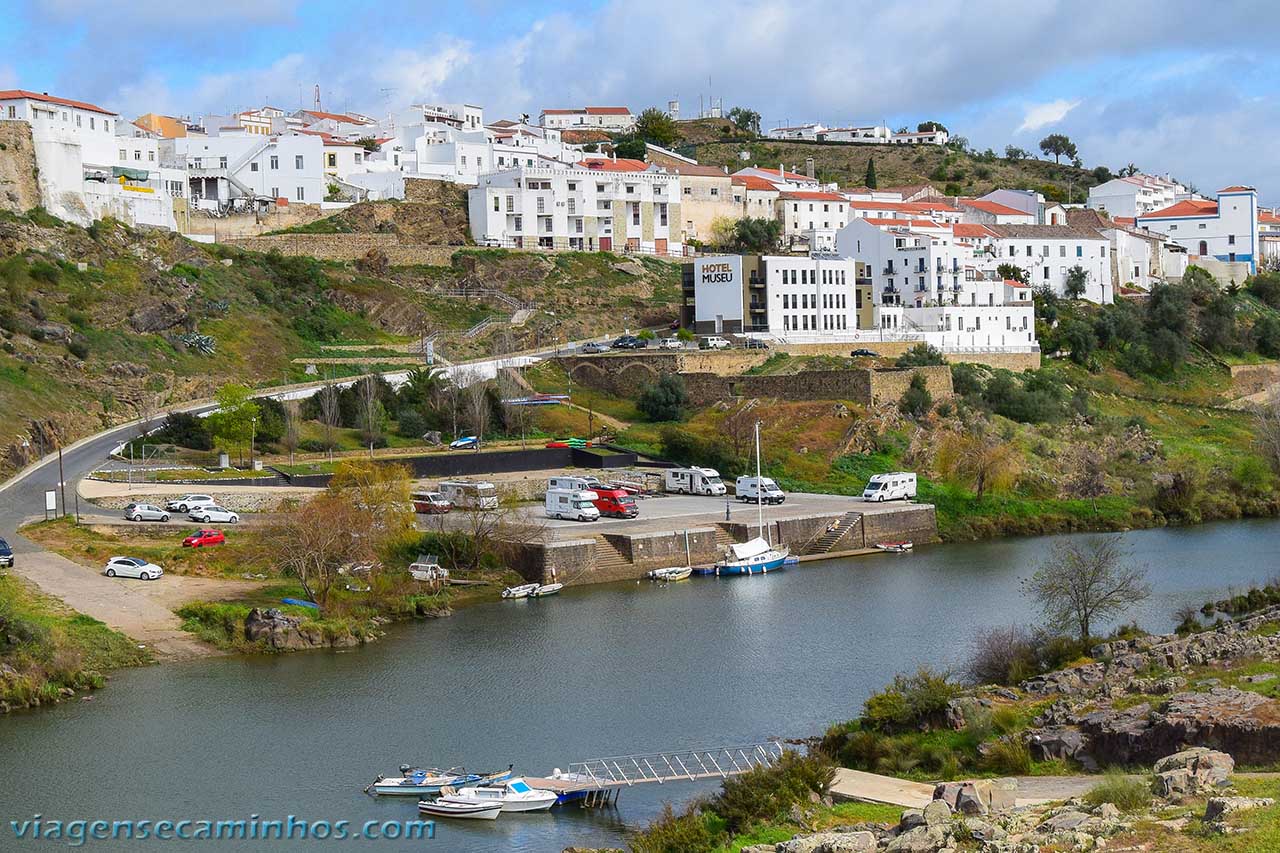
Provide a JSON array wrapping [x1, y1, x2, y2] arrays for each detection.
[[647, 566, 692, 582], [417, 799, 502, 820], [502, 583, 539, 599], [443, 778, 558, 813], [874, 541, 913, 553], [530, 583, 563, 597], [369, 765, 513, 796]]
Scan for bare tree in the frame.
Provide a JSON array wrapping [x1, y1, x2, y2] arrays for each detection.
[[424, 497, 546, 574], [1022, 536, 1151, 643], [357, 375, 384, 454], [1256, 398, 1280, 473], [281, 400, 300, 465], [460, 368, 491, 447], [258, 493, 378, 607], [965, 625, 1035, 686], [1066, 444, 1107, 511], [933, 426, 1020, 499], [317, 379, 339, 461], [722, 403, 757, 461]]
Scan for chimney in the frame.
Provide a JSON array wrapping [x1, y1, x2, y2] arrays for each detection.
[[805, 157, 815, 180]]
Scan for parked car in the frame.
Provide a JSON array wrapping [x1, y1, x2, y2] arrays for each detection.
[[702, 336, 730, 350], [582, 341, 610, 354], [190, 506, 239, 524], [611, 335, 644, 349], [165, 494, 216, 513], [0, 537, 13, 568], [657, 337, 684, 350], [411, 491, 452, 514], [449, 435, 479, 450], [744, 338, 770, 349], [849, 348, 879, 358], [124, 503, 169, 522], [668, 320, 680, 330], [182, 529, 225, 548], [104, 556, 163, 580]]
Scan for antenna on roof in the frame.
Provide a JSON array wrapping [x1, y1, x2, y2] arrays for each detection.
[[313, 84, 321, 112]]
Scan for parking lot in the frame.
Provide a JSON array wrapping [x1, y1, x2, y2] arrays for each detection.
[[511, 490, 918, 539]]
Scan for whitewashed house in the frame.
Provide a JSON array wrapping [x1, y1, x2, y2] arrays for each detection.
[[1088, 174, 1187, 219], [1136, 186, 1260, 277], [987, 224, 1115, 303], [538, 106, 634, 132], [167, 132, 325, 209]]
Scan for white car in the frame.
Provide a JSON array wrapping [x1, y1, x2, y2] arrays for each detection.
[[190, 505, 239, 524], [658, 338, 684, 350], [105, 556, 164, 580], [165, 494, 216, 513], [703, 336, 730, 350]]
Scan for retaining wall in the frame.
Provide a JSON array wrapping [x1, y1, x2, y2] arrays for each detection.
[[225, 233, 458, 266]]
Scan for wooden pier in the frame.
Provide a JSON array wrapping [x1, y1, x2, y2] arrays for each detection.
[[525, 742, 785, 807]]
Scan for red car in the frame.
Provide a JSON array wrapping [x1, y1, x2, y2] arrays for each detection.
[[182, 529, 225, 548]]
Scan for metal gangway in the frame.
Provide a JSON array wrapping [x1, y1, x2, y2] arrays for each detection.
[[526, 741, 786, 807]]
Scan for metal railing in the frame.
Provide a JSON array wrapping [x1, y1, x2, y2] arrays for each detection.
[[562, 742, 784, 789]]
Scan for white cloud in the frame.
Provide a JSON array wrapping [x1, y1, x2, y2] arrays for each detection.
[[1017, 99, 1081, 133]]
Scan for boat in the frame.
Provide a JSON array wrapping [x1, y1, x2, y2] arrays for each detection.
[[647, 566, 692, 582], [710, 421, 790, 576], [502, 583, 540, 599], [417, 800, 502, 820], [530, 583, 563, 597], [369, 765, 514, 796], [441, 778, 559, 813], [875, 541, 913, 553]]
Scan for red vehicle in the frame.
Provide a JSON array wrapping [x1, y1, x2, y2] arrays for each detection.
[[592, 487, 639, 519], [182, 529, 225, 548], [411, 491, 452, 514]]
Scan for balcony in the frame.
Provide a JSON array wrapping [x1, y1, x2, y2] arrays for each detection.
[[882, 266, 896, 275]]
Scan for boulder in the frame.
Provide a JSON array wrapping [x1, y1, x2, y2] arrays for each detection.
[[898, 809, 927, 832], [885, 825, 950, 853], [1203, 796, 1274, 824], [933, 778, 1017, 816], [128, 300, 187, 333], [1028, 726, 1086, 762], [1153, 747, 1234, 798], [778, 831, 876, 853], [31, 321, 71, 342], [1039, 810, 1091, 832], [244, 607, 364, 651], [961, 818, 1004, 842], [922, 800, 951, 827]]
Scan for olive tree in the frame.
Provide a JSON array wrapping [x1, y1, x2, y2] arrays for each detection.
[[1022, 536, 1151, 643]]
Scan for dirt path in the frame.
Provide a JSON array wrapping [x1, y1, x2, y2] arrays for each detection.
[[11, 545, 265, 660]]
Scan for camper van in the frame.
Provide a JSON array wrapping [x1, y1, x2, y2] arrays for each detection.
[[861, 472, 917, 502], [592, 487, 638, 518], [735, 476, 786, 505], [439, 480, 499, 510], [547, 475, 602, 493], [664, 467, 727, 496], [545, 488, 600, 522]]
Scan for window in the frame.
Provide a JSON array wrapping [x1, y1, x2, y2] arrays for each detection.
[[536, 197, 545, 214], [89, 117, 95, 129], [6, 106, 14, 118], [1198, 223, 1207, 230], [295, 155, 304, 169], [513, 215, 523, 230], [596, 183, 605, 193], [76, 114, 82, 127], [1229, 234, 1236, 245], [1043, 266, 1050, 280], [1075, 245, 1082, 257], [119, 149, 127, 160], [710, 187, 718, 196], [506, 196, 514, 212], [132, 150, 140, 161], [327, 153, 337, 168], [270, 155, 279, 169], [567, 182, 576, 191], [295, 186, 305, 201], [148, 151, 155, 162], [659, 203, 668, 226], [683, 186, 692, 195], [625, 184, 635, 194], [1059, 245, 1066, 257], [354, 153, 362, 163], [193, 157, 202, 169], [270, 187, 279, 199], [251, 162, 259, 172], [218, 156, 227, 169]]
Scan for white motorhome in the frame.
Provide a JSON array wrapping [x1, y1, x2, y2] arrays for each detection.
[[861, 472, 917, 502], [664, 467, 726, 496], [545, 488, 600, 521], [736, 476, 786, 505], [547, 475, 602, 493], [439, 480, 499, 510]]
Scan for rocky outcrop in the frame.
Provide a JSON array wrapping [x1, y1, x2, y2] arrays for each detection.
[[1152, 747, 1234, 798], [128, 301, 188, 333], [243, 608, 370, 651], [932, 778, 1017, 816]]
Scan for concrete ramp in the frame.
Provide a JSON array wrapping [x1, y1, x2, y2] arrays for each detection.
[[829, 768, 934, 808]]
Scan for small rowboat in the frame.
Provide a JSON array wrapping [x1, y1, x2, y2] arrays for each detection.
[[502, 583, 539, 599], [647, 566, 692, 582], [874, 541, 913, 553], [418, 800, 502, 820], [530, 583, 563, 597]]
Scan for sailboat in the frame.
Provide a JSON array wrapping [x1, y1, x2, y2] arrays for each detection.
[[709, 421, 791, 576]]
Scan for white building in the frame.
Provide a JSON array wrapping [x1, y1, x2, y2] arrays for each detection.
[[986, 224, 1115, 303], [396, 103, 484, 133], [1136, 186, 1260, 275], [890, 128, 949, 145], [683, 255, 867, 336], [0, 89, 177, 230], [837, 217, 974, 308], [1088, 174, 1187, 219], [777, 190, 849, 251], [958, 199, 1037, 226], [819, 124, 891, 143], [731, 165, 822, 192], [767, 123, 827, 140], [539, 106, 634, 133], [468, 157, 682, 255], [167, 132, 326, 209]]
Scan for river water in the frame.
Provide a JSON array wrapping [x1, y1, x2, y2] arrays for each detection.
[[2, 520, 1278, 852]]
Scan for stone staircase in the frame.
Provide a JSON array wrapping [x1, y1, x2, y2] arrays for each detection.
[[712, 525, 738, 549], [805, 511, 863, 555], [591, 536, 632, 574]]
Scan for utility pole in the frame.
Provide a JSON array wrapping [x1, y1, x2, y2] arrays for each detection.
[[57, 444, 66, 519]]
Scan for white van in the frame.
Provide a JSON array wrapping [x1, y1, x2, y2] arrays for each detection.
[[548, 475, 601, 493], [736, 476, 786, 505], [862, 472, 917, 502], [664, 467, 726, 496], [545, 488, 600, 521], [439, 480, 499, 510]]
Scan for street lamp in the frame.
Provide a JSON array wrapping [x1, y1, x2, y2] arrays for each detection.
[[249, 415, 256, 470]]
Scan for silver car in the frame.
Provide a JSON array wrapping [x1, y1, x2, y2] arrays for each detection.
[[124, 502, 170, 522]]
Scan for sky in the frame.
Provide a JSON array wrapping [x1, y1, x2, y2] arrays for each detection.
[[5, 0, 1280, 201]]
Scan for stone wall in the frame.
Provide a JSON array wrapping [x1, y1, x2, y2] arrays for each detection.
[[946, 351, 1041, 372], [1230, 362, 1280, 397], [866, 365, 954, 406], [182, 204, 332, 238], [225, 233, 457, 266], [863, 504, 940, 545], [0, 121, 40, 214], [605, 528, 719, 569]]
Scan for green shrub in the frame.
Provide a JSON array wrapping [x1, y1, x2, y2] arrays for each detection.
[[981, 736, 1031, 775], [1082, 773, 1151, 812], [713, 751, 835, 834], [862, 667, 958, 733], [67, 337, 90, 360], [637, 374, 689, 421], [895, 343, 945, 367], [630, 804, 719, 853], [899, 373, 932, 418]]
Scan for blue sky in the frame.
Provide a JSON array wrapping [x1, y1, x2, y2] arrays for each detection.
[[5, 0, 1280, 200]]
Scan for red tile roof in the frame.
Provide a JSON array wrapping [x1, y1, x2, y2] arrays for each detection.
[[541, 108, 578, 115], [952, 223, 999, 239], [960, 199, 1028, 217], [301, 109, 369, 125], [299, 130, 358, 146], [1003, 279, 1030, 289], [1141, 199, 1219, 219], [847, 200, 914, 211], [0, 88, 115, 116], [732, 175, 780, 191], [1260, 211, 1280, 224], [578, 157, 649, 172], [1219, 185, 1255, 194], [780, 191, 846, 202], [585, 106, 631, 115], [666, 162, 730, 178], [749, 166, 812, 182], [1114, 216, 1136, 226]]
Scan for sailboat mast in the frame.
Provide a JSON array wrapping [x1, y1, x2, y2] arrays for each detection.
[[755, 420, 765, 541]]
